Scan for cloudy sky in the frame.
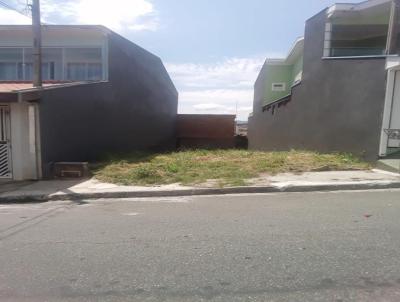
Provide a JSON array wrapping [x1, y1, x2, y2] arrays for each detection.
[[1, 0, 355, 120]]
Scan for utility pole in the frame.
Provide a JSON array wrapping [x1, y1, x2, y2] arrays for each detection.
[[31, 0, 42, 87], [386, 0, 400, 55]]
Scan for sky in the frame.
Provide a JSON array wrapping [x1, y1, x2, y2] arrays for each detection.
[[0, 0, 356, 120]]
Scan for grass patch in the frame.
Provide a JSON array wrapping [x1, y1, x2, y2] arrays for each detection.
[[91, 150, 370, 187]]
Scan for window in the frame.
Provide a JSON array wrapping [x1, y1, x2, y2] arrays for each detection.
[[330, 24, 387, 57], [21, 62, 56, 81], [323, 1, 392, 57], [23, 48, 62, 80], [87, 63, 102, 81], [67, 63, 87, 81], [272, 83, 287, 92], [66, 62, 102, 81], [0, 47, 104, 81], [65, 48, 103, 81], [0, 63, 18, 80], [0, 48, 22, 80]]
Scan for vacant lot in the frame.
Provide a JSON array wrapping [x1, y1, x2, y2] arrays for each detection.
[[91, 150, 370, 187]]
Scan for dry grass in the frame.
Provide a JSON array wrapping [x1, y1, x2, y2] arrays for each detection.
[[91, 150, 370, 187]]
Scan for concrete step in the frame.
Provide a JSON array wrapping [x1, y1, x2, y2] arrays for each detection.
[[377, 159, 400, 174]]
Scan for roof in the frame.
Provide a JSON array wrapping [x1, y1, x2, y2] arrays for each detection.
[[0, 82, 63, 93], [0, 82, 70, 103], [0, 81, 106, 102], [327, 0, 391, 17], [265, 37, 304, 66], [0, 24, 111, 34]]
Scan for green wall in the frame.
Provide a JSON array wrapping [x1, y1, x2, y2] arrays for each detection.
[[263, 65, 292, 105], [263, 55, 303, 106], [291, 55, 303, 85]]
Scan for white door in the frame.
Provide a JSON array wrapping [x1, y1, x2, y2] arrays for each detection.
[[388, 71, 400, 148], [0, 106, 12, 178]]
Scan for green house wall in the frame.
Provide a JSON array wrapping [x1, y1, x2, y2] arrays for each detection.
[[291, 55, 303, 84], [263, 54, 303, 106]]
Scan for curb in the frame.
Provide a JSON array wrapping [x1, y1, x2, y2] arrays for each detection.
[[1, 181, 400, 203]]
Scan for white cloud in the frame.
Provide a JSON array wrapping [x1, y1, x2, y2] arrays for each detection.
[[166, 55, 282, 120], [0, 0, 158, 32], [179, 89, 255, 119], [0, 8, 30, 25], [128, 20, 158, 32], [166, 57, 268, 90], [55, 0, 157, 31]]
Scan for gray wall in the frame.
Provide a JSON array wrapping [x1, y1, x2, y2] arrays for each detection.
[[249, 10, 387, 161], [39, 32, 178, 176]]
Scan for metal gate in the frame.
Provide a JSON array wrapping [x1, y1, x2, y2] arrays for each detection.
[[0, 106, 12, 178]]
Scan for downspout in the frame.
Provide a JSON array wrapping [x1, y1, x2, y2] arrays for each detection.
[[386, 0, 400, 55]]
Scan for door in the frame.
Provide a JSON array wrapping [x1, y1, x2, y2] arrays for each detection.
[[0, 106, 12, 178], [388, 71, 400, 148]]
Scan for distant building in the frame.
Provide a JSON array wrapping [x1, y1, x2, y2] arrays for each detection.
[[0, 25, 178, 180], [235, 121, 248, 136]]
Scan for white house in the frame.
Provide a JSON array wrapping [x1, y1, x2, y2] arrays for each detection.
[[0, 25, 178, 181]]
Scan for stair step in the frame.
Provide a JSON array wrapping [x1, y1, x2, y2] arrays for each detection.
[[377, 159, 400, 174], [53, 162, 90, 179]]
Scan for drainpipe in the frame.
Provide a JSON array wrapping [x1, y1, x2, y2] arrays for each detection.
[[31, 0, 43, 178], [31, 0, 42, 87], [386, 0, 400, 55]]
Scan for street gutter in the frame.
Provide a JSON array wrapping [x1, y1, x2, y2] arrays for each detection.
[[1, 180, 400, 204]]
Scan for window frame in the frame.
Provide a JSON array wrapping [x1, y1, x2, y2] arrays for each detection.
[[0, 46, 105, 81], [323, 21, 390, 59], [271, 82, 287, 92], [66, 62, 102, 81], [0, 62, 19, 80]]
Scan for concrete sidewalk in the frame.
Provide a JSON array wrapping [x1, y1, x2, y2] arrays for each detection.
[[0, 169, 399, 203]]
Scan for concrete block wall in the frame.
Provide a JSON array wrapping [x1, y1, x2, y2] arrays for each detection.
[[38, 33, 178, 177]]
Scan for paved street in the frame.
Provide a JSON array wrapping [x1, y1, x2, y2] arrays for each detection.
[[1, 190, 400, 302]]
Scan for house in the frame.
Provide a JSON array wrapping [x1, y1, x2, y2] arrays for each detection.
[[235, 121, 248, 137], [177, 114, 236, 149], [0, 25, 178, 180], [248, 0, 400, 161]]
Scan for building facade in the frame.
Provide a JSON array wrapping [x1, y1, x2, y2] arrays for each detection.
[[235, 121, 248, 136], [0, 25, 178, 180], [248, 0, 400, 161]]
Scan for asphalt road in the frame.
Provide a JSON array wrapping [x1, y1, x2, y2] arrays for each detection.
[[1, 190, 400, 302]]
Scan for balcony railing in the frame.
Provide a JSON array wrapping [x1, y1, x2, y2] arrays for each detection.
[[330, 47, 386, 57]]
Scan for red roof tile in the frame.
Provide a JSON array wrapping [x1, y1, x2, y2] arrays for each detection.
[[0, 81, 71, 93]]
